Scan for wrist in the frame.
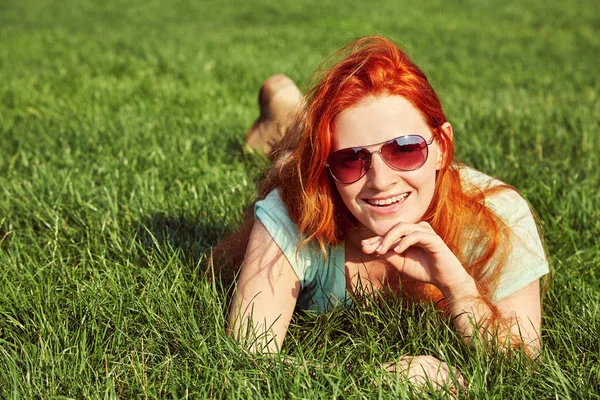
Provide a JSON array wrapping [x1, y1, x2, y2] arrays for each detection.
[[439, 270, 479, 303]]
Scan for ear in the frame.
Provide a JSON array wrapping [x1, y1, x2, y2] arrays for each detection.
[[435, 122, 454, 170]]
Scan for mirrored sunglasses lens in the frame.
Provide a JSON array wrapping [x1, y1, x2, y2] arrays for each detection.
[[328, 148, 369, 183], [382, 135, 428, 170]]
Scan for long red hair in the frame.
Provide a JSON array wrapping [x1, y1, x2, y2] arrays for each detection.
[[216, 36, 513, 306]]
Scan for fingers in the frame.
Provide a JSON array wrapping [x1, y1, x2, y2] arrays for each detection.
[[391, 231, 433, 255], [361, 237, 382, 254], [361, 222, 435, 255], [388, 356, 466, 395]]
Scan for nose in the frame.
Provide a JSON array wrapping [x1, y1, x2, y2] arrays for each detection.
[[365, 152, 399, 191]]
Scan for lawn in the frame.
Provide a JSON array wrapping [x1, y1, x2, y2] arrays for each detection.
[[0, 0, 599, 398]]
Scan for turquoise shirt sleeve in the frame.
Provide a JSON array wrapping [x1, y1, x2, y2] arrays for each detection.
[[254, 190, 319, 289], [254, 190, 347, 312]]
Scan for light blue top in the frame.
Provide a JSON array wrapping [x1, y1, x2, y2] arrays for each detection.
[[254, 167, 549, 313]]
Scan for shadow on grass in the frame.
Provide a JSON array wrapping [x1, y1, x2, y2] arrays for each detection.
[[134, 211, 245, 303], [135, 212, 231, 265]]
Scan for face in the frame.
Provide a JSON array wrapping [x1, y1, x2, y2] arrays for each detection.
[[331, 95, 449, 237]]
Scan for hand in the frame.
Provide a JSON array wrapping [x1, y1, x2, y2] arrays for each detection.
[[361, 221, 471, 293], [383, 355, 466, 394]]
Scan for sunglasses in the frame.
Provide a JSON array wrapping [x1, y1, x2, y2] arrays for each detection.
[[325, 134, 434, 184]]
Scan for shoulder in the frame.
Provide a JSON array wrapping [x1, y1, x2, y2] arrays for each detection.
[[458, 166, 549, 301], [254, 189, 325, 288], [458, 166, 530, 223], [254, 189, 303, 256], [255, 189, 303, 246], [458, 165, 509, 194]]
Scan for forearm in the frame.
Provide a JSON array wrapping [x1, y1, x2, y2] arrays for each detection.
[[227, 220, 300, 354], [227, 294, 290, 354], [442, 277, 494, 339], [228, 312, 280, 353], [441, 275, 540, 356]]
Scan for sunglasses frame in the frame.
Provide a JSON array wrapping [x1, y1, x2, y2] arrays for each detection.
[[325, 134, 434, 184]]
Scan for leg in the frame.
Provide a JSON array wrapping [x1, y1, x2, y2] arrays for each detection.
[[244, 74, 303, 155]]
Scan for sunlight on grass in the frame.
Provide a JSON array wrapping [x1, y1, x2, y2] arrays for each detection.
[[0, 0, 598, 397]]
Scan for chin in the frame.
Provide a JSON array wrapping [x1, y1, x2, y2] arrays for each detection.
[[364, 219, 401, 236], [363, 213, 423, 236]]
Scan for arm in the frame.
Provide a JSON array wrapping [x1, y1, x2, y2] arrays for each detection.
[[441, 272, 542, 356], [227, 220, 300, 353], [362, 221, 543, 356], [443, 190, 546, 355]]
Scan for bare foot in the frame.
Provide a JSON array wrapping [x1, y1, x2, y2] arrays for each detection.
[[244, 74, 302, 155]]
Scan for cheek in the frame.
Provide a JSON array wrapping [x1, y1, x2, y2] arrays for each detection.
[[415, 170, 438, 208], [334, 181, 358, 209]]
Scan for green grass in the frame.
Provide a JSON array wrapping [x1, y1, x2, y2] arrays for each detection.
[[1, 0, 599, 397]]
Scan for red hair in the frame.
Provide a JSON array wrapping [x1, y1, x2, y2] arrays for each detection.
[[216, 36, 514, 308]]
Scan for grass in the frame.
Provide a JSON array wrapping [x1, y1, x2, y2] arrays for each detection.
[[0, 0, 599, 397]]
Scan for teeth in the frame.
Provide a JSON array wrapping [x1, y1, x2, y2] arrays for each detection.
[[368, 193, 408, 206]]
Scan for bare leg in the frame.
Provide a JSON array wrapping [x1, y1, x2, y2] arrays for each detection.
[[244, 74, 303, 155]]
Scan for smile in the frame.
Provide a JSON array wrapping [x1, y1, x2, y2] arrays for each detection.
[[365, 192, 409, 207]]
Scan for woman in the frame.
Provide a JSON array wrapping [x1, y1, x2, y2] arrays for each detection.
[[219, 36, 549, 387]]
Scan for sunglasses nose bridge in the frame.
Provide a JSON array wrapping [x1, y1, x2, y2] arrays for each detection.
[[366, 148, 391, 172], [370, 147, 399, 171]]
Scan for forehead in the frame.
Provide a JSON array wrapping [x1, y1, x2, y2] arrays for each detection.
[[331, 95, 431, 150]]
